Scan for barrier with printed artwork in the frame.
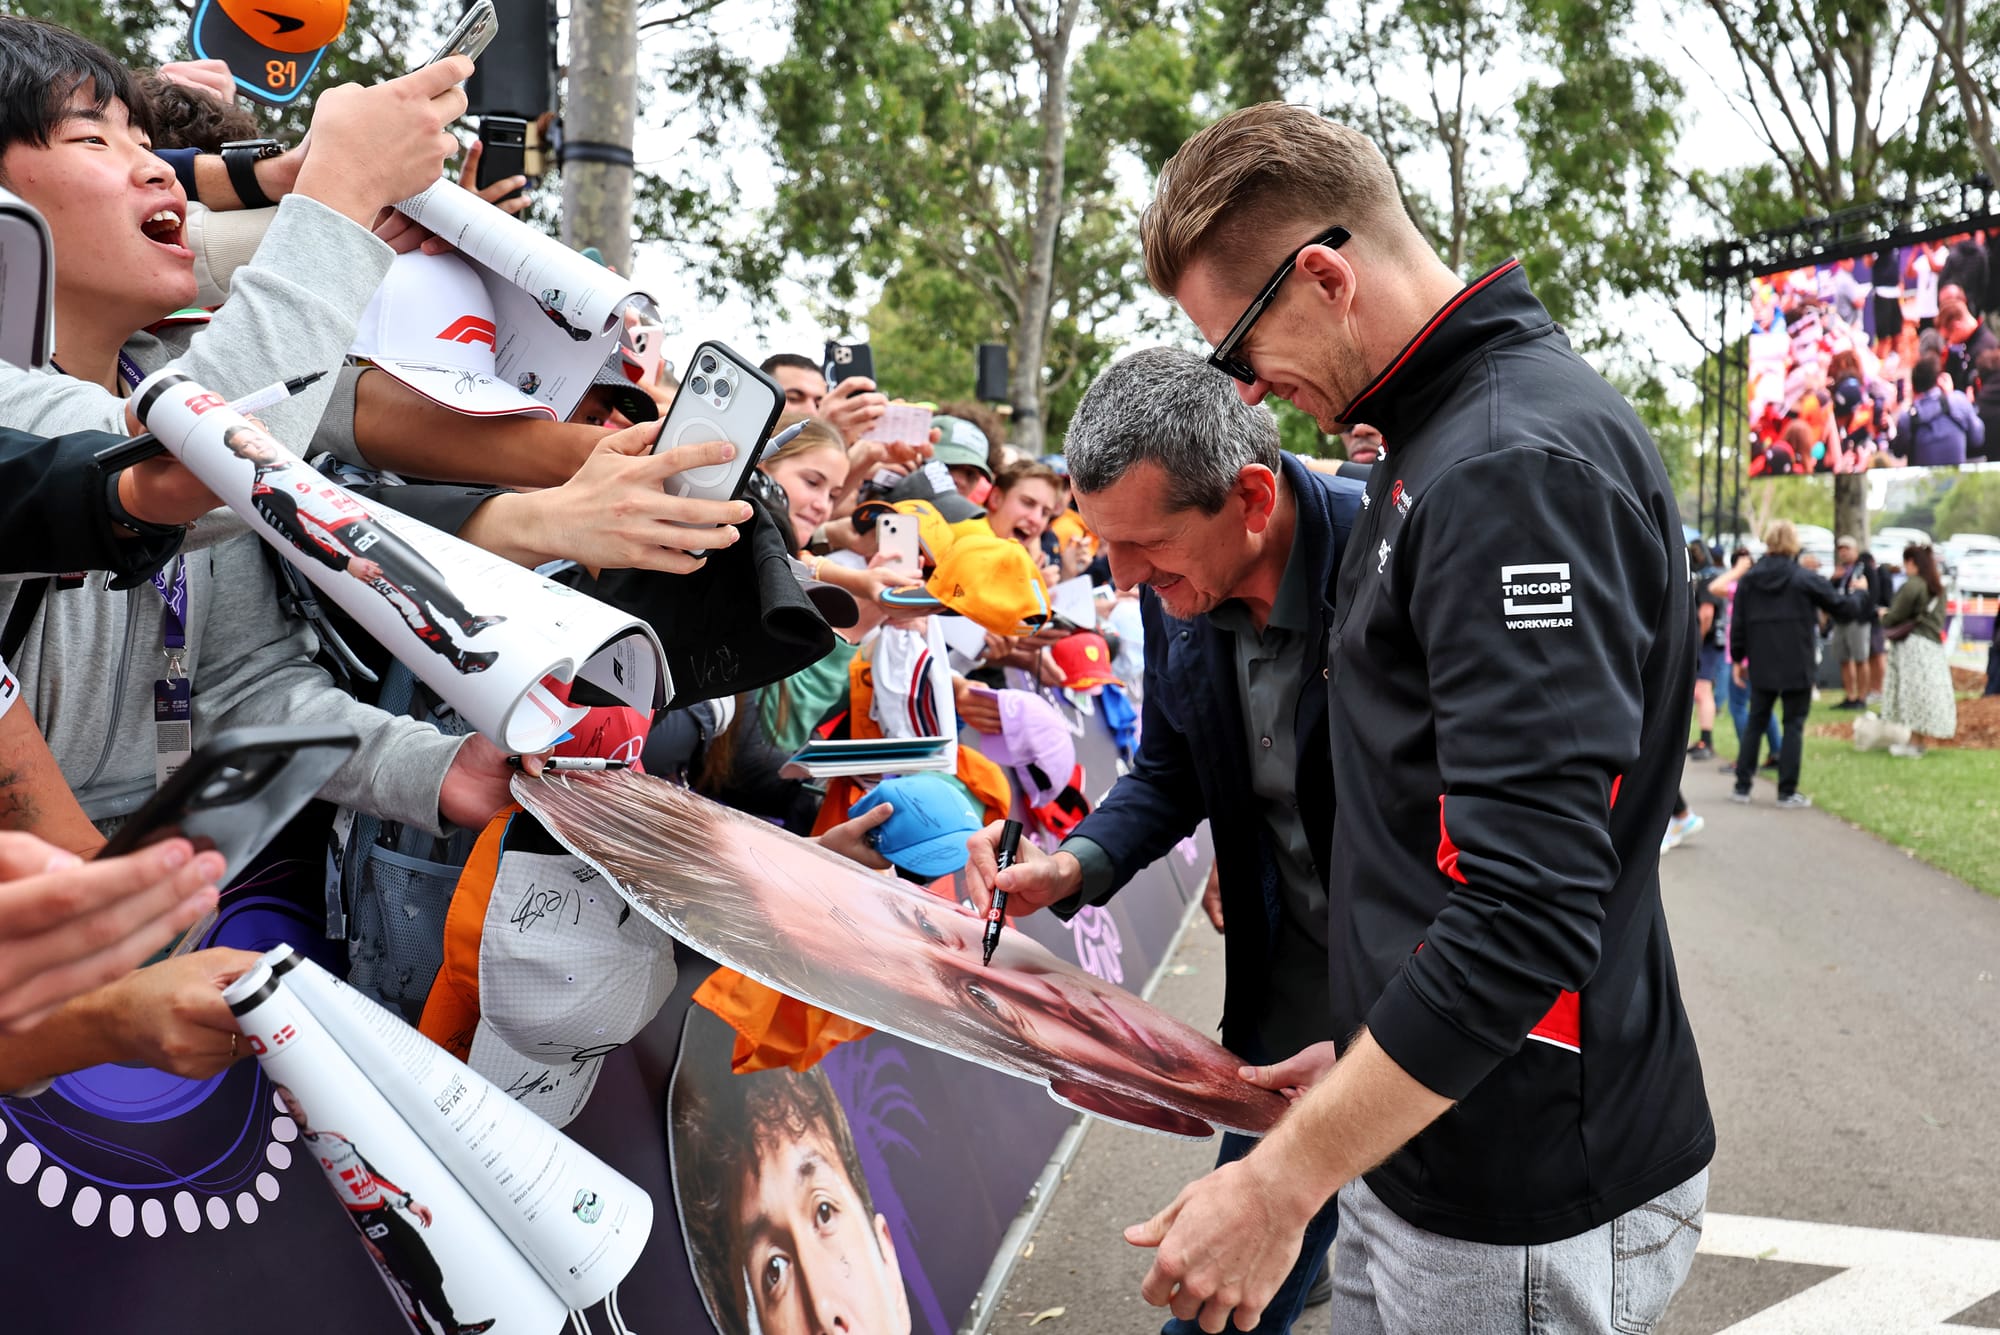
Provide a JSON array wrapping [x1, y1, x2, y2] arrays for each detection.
[[0, 696, 1206, 1334]]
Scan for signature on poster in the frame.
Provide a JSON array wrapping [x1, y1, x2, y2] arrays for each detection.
[[1068, 906, 1124, 986]]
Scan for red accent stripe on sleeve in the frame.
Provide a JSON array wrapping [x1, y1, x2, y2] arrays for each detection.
[[1528, 990, 1582, 1053], [1436, 795, 1467, 884], [1434, 796, 1583, 1053]]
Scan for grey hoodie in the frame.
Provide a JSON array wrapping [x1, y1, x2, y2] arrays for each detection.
[[0, 195, 462, 828]]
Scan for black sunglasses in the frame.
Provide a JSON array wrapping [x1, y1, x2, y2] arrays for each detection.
[[1205, 225, 1351, 385]]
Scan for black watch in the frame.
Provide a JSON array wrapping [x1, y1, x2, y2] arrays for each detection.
[[103, 468, 185, 540], [219, 138, 285, 210]]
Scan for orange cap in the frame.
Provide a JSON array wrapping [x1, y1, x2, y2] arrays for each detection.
[[882, 532, 1051, 636]]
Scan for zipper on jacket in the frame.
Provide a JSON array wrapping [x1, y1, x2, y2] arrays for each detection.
[[80, 583, 144, 793]]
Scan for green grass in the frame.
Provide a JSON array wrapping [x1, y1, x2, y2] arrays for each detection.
[[1706, 712, 2000, 897]]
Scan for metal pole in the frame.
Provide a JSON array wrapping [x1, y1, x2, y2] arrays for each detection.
[[1694, 286, 1711, 544], [1726, 278, 1744, 547], [560, 0, 637, 274]]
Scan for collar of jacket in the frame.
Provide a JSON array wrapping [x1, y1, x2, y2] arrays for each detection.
[[1338, 259, 1551, 442], [1278, 452, 1337, 628]]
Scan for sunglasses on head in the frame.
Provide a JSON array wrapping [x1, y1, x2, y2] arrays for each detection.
[[1205, 225, 1351, 385]]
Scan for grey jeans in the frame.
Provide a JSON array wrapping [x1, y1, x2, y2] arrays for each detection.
[[1330, 1168, 1708, 1334]]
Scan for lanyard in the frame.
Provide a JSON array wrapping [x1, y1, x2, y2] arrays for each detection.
[[153, 558, 189, 675]]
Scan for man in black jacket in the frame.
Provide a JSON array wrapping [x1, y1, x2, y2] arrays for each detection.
[[1728, 520, 1864, 807], [1117, 103, 1712, 1335], [966, 347, 1365, 1333]]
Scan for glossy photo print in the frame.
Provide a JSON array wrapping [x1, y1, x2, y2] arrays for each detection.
[[511, 770, 1285, 1139]]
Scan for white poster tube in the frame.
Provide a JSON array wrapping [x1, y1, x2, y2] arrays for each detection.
[[280, 954, 653, 1311], [392, 179, 655, 418], [133, 371, 670, 752], [224, 958, 569, 1335]]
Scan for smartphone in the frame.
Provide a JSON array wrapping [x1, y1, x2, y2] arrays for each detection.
[[476, 115, 529, 203], [423, 0, 498, 69], [877, 514, 919, 573], [824, 340, 875, 386], [99, 726, 359, 875], [98, 726, 359, 954], [0, 186, 54, 371], [652, 341, 785, 552]]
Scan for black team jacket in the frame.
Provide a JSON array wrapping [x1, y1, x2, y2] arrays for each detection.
[[1326, 261, 1713, 1244]]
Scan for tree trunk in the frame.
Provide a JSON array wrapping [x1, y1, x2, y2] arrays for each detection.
[[1833, 473, 1869, 547], [1006, 0, 1083, 456], [562, 0, 638, 275]]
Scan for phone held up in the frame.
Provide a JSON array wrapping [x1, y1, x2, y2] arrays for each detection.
[[422, 0, 499, 70], [651, 341, 785, 555], [476, 116, 529, 203], [824, 340, 875, 387], [96, 726, 361, 956]]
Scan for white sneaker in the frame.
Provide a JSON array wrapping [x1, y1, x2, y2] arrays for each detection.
[[1660, 812, 1703, 853], [1888, 743, 1925, 759]]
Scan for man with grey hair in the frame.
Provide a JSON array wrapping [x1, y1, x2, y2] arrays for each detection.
[[966, 345, 1366, 1335]]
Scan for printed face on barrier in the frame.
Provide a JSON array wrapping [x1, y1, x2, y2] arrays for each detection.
[[670, 1010, 911, 1335], [517, 772, 1284, 1138], [734, 1128, 908, 1335]]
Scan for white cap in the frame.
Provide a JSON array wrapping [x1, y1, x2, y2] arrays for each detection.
[[467, 851, 677, 1127], [349, 251, 557, 420]]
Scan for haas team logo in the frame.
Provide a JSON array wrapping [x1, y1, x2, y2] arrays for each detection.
[[436, 316, 499, 351]]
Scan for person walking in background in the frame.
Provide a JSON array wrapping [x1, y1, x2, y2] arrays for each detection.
[[1879, 544, 1956, 758], [1709, 547, 1781, 772], [1729, 521, 1867, 808], [1830, 536, 1876, 710], [1661, 789, 1703, 854], [1687, 540, 1727, 760]]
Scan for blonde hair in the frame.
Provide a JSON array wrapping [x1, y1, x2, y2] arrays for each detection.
[[1140, 103, 1414, 296], [1762, 519, 1801, 558], [761, 414, 845, 470]]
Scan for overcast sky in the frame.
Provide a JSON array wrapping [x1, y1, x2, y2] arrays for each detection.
[[619, 5, 1930, 397]]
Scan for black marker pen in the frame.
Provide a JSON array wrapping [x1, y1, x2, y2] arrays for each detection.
[[982, 819, 1024, 968]]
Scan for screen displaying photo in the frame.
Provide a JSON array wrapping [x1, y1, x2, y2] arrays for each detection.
[[1746, 230, 1999, 478]]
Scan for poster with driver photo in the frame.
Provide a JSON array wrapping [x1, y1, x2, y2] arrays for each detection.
[[669, 1008, 917, 1335]]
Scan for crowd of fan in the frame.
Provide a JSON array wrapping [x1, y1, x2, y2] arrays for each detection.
[[0, 18, 1142, 1099], [1748, 238, 2000, 475]]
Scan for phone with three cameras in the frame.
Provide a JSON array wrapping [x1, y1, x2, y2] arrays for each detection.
[[423, 0, 498, 69], [652, 341, 785, 553]]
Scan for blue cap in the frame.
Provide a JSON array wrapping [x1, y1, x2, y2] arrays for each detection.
[[849, 773, 983, 878]]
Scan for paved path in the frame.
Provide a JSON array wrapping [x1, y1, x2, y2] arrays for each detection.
[[990, 758, 2000, 1334]]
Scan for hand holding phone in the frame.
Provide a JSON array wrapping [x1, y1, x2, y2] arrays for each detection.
[[473, 116, 528, 206], [820, 376, 887, 445], [422, 0, 498, 70], [652, 341, 785, 555], [824, 340, 875, 385], [876, 514, 920, 573], [97, 726, 360, 959]]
